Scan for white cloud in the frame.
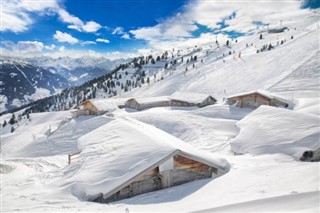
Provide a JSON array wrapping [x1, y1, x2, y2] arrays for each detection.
[[16, 41, 45, 52], [1, 40, 57, 57], [1, 1, 102, 33], [130, 16, 197, 42], [53, 31, 79, 44], [59, 46, 65, 52], [1, 0, 59, 33], [130, 0, 311, 49], [81, 41, 97, 46], [82, 21, 102, 33], [121, 33, 131, 39], [45, 44, 56, 50], [1, 40, 46, 53], [57, 9, 83, 26], [58, 9, 101, 33], [88, 50, 98, 57], [112, 27, 124, 34], [96, 38, 110, 43], [112, 26, 131, 39]]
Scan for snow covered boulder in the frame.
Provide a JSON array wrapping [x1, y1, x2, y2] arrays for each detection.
[[230, 106, 320, 159]]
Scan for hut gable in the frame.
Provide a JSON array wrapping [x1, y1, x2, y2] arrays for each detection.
[[169, 91, 217, 107], [227, 90, 293, 109], [69, 117, 229, 203], [125, 96, 171, 111]]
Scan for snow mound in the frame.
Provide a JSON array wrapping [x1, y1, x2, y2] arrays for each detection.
[[230, 105, 320, 159]]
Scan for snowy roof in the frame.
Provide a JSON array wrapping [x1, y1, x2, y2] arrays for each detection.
[[82, 99, 120, 111], [66, 116, 229, 201], [227, 90, 294, 107], [127, 96, 170, 105], [231, 106, 320, 159], [107, 97, 131, 106], [169, 91, 216, 104]]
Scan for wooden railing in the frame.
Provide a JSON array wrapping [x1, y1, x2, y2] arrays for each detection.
[[68, 151, 81, 165]]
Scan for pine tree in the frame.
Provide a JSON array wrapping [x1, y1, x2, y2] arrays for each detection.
[[2, 120, 7, 127], [11, 126, 15, 133], [268, 43, 273, 50], [259, 34, 263, 39], [226, 40, 230, 46], [9, 114, 16, 125]]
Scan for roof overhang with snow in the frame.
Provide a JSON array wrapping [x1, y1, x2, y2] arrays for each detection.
[[227, 90, 293, 107], [169, 91, 216, 104], [81, 99, 119, 112]]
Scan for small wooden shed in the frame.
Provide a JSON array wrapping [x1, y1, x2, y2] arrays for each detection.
[[125, 96, 171, 111], [72, 117, 229, 203], [81, 99, 118, 115], [169, 91, 217, 107], [227, 90, 292, 109]]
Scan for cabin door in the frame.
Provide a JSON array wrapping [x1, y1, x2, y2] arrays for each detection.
[[159, 158, 174, 188], [161, 170, 172, 188]]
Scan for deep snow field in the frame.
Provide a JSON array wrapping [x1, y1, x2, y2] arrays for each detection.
[[1, 15, 320, 212]]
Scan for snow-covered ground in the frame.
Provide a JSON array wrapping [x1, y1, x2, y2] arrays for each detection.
[[1, 15, 320, 212]]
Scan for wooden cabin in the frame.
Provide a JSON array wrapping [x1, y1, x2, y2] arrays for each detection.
[[125, 97, 171, 111], [94, 150, 221, 203], [72, 118, 229, 203], [81, 99, 118, 115], [169, 91, 217, 107], [268, 26, 288, 34], [227, 90, 292, 109]]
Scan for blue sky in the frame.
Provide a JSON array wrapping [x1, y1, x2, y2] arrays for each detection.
[[1, 0, 318, 59]]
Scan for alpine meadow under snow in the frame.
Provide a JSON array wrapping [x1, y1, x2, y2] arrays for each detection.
[[1, 5, 320, 213]]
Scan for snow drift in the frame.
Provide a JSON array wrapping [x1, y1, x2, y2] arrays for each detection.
[[230, 105, 320, 159]]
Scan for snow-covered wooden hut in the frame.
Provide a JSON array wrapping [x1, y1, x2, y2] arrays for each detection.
[[81, 99, 118, 115], [69, 117, 229, 203], [125, 96, 171, 111], [169, 91, 217, 107], [268, 26, 288, 33], [227, 90, 293, 109], [69, 109, 87, 118]]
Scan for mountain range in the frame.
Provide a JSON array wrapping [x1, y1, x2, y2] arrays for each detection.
[[0, 56, 126, 112]]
